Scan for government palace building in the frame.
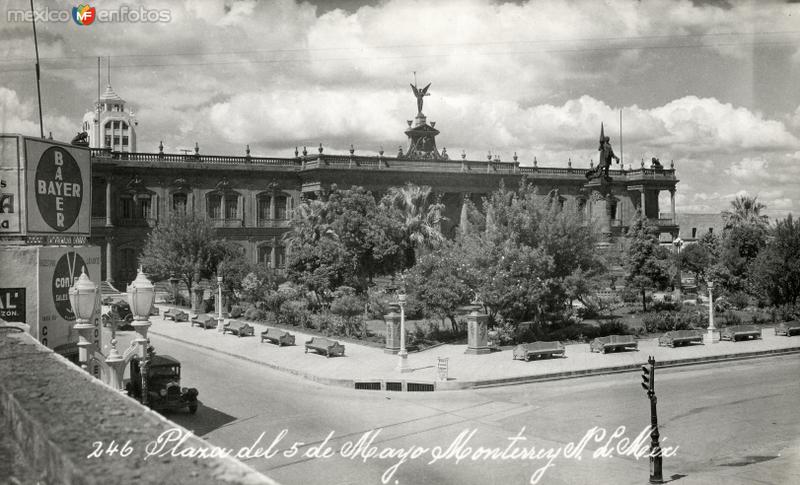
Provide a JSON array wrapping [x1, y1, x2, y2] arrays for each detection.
[[82, 83, 679, 286]]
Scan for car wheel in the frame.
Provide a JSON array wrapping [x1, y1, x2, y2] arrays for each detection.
[[188, 403, 198, 414]]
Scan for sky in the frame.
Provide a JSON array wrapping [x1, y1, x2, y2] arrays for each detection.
[[1, 0, 799, 217]]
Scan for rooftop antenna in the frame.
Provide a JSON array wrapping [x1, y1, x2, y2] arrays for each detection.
[[30, 0, 44, 138], [107, 55, 111, 86]]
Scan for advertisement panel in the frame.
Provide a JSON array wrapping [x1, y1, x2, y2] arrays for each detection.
[[37, 246, 101, 352], [24, 138, 91, 236], [0, 135, 22, 233]]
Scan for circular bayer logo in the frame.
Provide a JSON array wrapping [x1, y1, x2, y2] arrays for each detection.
[[35, 147, 83, 232], [52, 252, 87, 320]]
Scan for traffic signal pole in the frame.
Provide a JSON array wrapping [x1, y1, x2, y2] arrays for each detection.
[[641, 356, 663, 483]]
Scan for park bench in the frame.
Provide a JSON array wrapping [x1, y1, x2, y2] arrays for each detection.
[[190, 314, 217, 330], [305, 337, 345, 357], [720, 325, 762, 342], [590, 335, 638, 353], [163, 308, 189, 322], [512, 341, 565, 361], [658, 329, 704, 347], [223, 319, 254, 337], [261, 328, 296, 346], [774, 321, 800, 337]]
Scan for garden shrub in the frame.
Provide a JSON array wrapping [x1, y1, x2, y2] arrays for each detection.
[[642, 311, 692, 333], [728, 291, 750, 310], [720, 312, 742, 327], [244, 306, 267, 322], [280, 299, 312, 328], [597, 319, 630, 336]]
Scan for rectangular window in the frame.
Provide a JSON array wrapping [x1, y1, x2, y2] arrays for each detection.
[[113, 120, 120, 129], [258, 246, 272, 266], [275, 246, 286, 268], [709, 228, 713, 235], [225, 195, 238, 219], [691, 228, 697, 238], [104, 135, 111, 147], [120, 198, 133, 219], [275, 196, 287, 220], [258, 197, 271, 221], [114, 136, 120, 146], [208, 195, 222, 219], [122, 136, 129, 146], [172, 193, 187, 214], [139, 197, 151, 219]]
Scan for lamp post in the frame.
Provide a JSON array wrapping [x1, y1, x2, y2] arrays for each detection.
[[705, 280, 716, 345], [69, 268, 128, 390], [216, 274, 225, 332], [672, 237, 683, 302], [397, 289, 411, 373], [128, 267, 155, 406]]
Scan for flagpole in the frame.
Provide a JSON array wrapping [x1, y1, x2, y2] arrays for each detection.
[[30, 0, 44, 138], [619, 109, 623, 167]]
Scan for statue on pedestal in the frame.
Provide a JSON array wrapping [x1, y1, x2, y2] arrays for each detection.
[[410, 82, 431, 114]]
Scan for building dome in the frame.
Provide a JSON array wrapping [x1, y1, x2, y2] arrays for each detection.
[[100, 84, 124, 103]]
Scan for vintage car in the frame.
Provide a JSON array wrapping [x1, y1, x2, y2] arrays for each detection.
[[126, 354, 199, 414], [102, 301, 134, 330]]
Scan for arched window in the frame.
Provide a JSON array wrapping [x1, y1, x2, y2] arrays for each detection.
[[258, 245, 272, 266], [275, 195, 288, 220]]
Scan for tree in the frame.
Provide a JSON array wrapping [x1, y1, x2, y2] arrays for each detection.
[[330, 286, 366, 336], [406, 241, 473, 330], [284, 186, 405, 301], [624, 213, 671, 311], [722, 195, 769, 232], [749, 215, 800, 306], [381, 183, 445, 268], [139, 213, 229, 310], [422, 179, 604, 325], [678, 242, 712, 284]]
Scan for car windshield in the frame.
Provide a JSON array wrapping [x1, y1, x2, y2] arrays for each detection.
[[150, 365, 179, 378]]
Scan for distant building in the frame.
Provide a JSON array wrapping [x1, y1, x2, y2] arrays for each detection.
[[85, 83, 680, 286], [81, 84, 137, 152], [662, 213, 724, 243]]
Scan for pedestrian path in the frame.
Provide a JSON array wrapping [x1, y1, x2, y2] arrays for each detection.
[[146, 307, 800, 391]]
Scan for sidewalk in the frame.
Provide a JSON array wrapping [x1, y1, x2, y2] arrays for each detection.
[[146, 307, 800, 391]]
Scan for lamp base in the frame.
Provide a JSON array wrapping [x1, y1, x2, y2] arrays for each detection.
[[704, 329, 718, 344]]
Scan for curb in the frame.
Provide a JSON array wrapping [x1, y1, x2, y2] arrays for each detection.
[[149, 328, 800, 391]]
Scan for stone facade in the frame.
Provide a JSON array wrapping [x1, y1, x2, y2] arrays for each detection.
[[90, 147, 679, 286]]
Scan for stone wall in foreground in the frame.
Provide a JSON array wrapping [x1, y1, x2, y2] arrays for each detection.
[[0, 321, 279, 485]]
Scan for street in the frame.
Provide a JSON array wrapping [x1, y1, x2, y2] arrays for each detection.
[[116, 330, 800, 485]]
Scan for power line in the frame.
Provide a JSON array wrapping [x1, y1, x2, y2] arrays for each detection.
[[2, 28, 800, 64], [0, 39, 797, 74]]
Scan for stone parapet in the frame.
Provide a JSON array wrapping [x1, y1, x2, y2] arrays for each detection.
[[0, 322, 278, 485]]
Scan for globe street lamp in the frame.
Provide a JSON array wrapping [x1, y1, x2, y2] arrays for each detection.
[[705, 280, 717, 345], [397, 286, 411, 373], [69, 268, 127, 391], [673, 237, 683, 301], [69, 268, 99, 371], [128, 267, 155, 405], [216, 274, 225, 332]]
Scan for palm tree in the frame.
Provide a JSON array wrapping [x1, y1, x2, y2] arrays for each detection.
[[381, 183, 445, 268], [722, 195, 769, 231]]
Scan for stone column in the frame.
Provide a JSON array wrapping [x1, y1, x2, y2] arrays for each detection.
[[270, 238, 277, 268], [670, 189, 676, 223], [105, 238, 114, 285], [459, 193, 470, 235], [465, 311, 490, 354], [105, 177, 113, 226], [384, 311, 401, 354], [602, 195, 613, 236], [640, 190, 646, 217]]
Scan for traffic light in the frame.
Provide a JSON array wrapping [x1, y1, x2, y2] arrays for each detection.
[[641, 364, 653, 393]]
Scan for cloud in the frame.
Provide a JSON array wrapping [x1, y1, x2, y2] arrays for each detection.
[[0, 87, 74, 138]]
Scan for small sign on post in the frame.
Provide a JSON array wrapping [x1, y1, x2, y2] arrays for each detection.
[[436, 357, 449, 381]]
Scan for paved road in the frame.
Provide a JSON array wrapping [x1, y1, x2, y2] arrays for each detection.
[[130, 332, 799, 485]]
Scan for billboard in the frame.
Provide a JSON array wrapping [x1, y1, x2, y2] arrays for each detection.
[[25, 138, 91, 236], [37, 246, 102, 351], [0, 136, 22, 233]]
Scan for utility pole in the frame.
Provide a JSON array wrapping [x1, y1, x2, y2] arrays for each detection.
[[30, 0, 44, 138], [641, 356, 663, 483]]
